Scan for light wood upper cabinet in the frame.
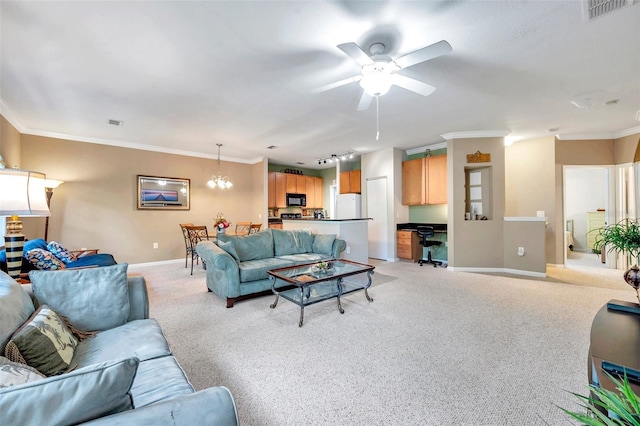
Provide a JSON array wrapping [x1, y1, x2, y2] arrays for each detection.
[[268, 172, 276, 207], [401, 155, 447, 205], [268, 172, 323, 208], [314, 177, 324, 208], [427, 155, 447, 205], [339, 170, 361, 194], [275, 172, 287, 207], [402, 158, 427, 205], [305, 176, 316, 208]]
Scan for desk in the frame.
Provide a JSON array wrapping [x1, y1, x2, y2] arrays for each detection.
[[396, 223, 447, 262]]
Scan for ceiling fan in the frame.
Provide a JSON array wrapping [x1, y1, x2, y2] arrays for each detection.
[[319, 39, 452, 111]]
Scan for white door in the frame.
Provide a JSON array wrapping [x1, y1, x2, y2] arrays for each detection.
[[367, 177, 388, 260]]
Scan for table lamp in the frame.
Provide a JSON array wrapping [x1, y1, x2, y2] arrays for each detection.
[[0, 168, 50, 279]]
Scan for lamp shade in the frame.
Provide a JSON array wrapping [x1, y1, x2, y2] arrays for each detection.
[[0, 169, 50, 217]]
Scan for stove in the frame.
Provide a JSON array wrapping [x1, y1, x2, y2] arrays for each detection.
[[281, 213, 302, 219]]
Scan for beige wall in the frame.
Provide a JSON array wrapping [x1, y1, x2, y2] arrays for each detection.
[[616, 134, 640, 164], [448, 137, 505, 268], [19, 134, 263, 264], [503, 220, 546, 273], [505, 136, 557, 264], [0, 116, 21, 168]]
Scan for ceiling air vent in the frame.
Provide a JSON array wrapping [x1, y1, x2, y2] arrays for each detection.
[[583, 0, 634, 21], [108, 119, 123, 126]]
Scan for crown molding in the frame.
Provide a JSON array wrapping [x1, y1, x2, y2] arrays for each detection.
[[405, 141, 447, 155], [615, 126, 640, 138], [22, 128, 261, 164], [0, 99, 26, 133], [0, 100, 261, 164], [440, 130, 510, 140]]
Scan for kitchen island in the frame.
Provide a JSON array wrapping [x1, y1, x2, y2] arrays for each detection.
[[282, 218, 370, 264]]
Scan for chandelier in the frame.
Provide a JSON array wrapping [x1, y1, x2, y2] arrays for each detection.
[[207, 144, 233, 189]]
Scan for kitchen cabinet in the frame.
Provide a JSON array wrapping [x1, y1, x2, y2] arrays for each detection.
[[401, 155, 447, 205], [397, 230, 422, 261], [267, 172, 286, 208], [269, 172, 322, 208], [304, 176, 324, 208], [268, 172, 276, 207], [340, 170, 361, 194], [286, 174, 306, 194]]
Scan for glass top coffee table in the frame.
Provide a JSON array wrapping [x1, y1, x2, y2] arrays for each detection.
[[267, 259, 375, 327]]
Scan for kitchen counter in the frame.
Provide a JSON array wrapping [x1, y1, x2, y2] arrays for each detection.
[[282, 218, 371, 222]]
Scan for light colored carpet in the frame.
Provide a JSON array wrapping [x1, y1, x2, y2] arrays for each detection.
[[129, 259, 635, 425]]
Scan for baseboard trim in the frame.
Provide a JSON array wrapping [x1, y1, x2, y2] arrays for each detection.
[[130, 258, 184, 267], [447, 266, 546, 278]]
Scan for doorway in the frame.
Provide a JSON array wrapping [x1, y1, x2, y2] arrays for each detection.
[[563, 166, 613, 269], [366, 177, 388, 260]]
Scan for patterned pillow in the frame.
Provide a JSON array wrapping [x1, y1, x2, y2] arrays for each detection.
[[46, 241, 77, 264], [5, 305, 78, 376], [0, 356, 45, 388], [25, 249, 66, 271]]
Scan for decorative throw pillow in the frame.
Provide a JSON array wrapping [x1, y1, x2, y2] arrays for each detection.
[[46, 241, 77, 264], [218, 240, 239, 262], [312, 234, 336, 255], [25, 249, 66, 271], [30, 263, 130, 332], [5, 305, 78, 376], [0, 356, 45, 388], [0, 357, 139, 426]]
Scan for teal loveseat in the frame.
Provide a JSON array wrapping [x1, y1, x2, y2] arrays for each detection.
[[0, 265, 238, 425], [196, 228, 346, 307]]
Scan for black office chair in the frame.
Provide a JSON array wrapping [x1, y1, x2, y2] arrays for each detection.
[[416, 226, 442, 267]]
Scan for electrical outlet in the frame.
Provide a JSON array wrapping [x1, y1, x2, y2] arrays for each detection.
[[517, 247, 525, 256], [153, 242, 158, 249], [346, 246, 351, 254], [536, 210, 545, 217], [258, 213, 262, 219], [444, 241, 448, 247]]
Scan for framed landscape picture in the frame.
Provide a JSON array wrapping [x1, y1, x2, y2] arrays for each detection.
[[137, 175, 190, 210]]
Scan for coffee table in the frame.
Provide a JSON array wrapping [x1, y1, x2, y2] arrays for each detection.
[[267, 259, 375, 327]]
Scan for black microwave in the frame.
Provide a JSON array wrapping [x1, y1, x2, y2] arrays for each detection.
[[286, 193, 306, 207]]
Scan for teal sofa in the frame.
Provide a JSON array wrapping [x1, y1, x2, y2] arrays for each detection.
[[196, 228, 346, 307], [0, 265, 238, 425]]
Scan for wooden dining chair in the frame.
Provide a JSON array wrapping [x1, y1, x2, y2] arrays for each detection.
[[179, 223, 194, 268], [235, 221, 252, 235], [184, 225, 209, 275], [249, 223, 262, 234]]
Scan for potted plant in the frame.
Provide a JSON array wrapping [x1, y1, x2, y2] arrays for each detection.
[[560, 372, 640, 425], [593, 218, 640, 305]]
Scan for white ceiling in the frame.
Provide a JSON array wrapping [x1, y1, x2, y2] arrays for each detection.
[[2, 1, 639, 169]]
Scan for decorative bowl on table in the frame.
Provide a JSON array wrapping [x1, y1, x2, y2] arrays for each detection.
[[311, 261, 334, 275]]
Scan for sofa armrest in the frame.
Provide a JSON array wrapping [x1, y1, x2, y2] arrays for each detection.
[[70, 249, 100, 257], [196, 241, 241, 299], [127, 276, 149, 320], [331, 238, 347, 259], [80, 386, 238, 426]]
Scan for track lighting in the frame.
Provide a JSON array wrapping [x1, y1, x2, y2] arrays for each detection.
[[317, 151, 354, 165]]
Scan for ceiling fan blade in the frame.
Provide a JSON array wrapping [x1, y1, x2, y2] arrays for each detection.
[[338, 42, 374, 66], [394, 40, 452, 69], [392, 75, 437, 97], [356, 91, 373, 111], [311, 75, 362, 94]]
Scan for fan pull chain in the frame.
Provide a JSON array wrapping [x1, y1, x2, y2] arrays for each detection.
[[376, 95, 380, 141]]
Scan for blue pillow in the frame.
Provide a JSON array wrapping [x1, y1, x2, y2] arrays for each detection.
[[217, 241, 239, 262], [47, 242, 77, 264]]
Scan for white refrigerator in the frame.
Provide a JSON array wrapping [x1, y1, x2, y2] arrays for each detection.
[[335, 193, 362, 219]]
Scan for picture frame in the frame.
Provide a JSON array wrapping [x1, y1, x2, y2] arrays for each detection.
[[137, 175, 190, 210]]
